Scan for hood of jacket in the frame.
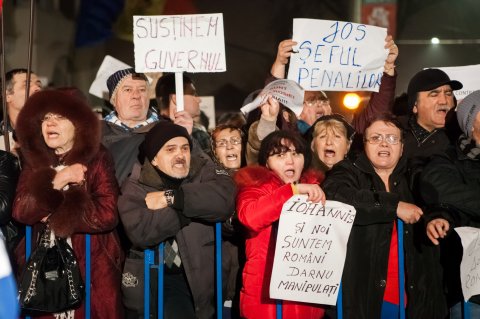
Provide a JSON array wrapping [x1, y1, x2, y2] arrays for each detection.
[[15, 90, 100, 168]]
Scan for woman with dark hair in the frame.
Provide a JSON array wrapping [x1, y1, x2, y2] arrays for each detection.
[[322, 113, 447, 319], [13, 90, 123, 318], [234, 130, 326, 319]]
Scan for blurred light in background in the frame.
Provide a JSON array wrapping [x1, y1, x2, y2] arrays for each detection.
[[343, 93, 361, 110]]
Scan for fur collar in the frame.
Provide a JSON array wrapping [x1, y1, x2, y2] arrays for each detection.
[[234, 165, 324, 190], [15, 90, 100, 168]]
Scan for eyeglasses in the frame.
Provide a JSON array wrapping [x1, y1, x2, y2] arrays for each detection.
[[304, 99, 329, 107], [365, 134, 401, 145], [215, 137, 242, 148], [42, 113, 66, 122]]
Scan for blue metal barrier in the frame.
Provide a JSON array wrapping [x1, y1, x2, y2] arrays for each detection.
[[464, 301, 471, 319], [215, 222, 223, 319], [398, 220, 405, 319], [85, 234, 91, 319], [276, 300, 282, 319], [142, 223, 223, 319], [337, 284, 343, 319]]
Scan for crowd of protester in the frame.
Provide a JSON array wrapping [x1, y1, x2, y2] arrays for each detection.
[[0, 31, 479, 319]]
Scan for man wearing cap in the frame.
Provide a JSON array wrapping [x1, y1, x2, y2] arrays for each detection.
[[403, 68, 463, 160], [419, 90, 480, 318], [101, 68, 159, 184], [118, 121, 235, 319]]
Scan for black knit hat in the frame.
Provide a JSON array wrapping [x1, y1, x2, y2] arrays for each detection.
[[141, 121, 192, 162], [106, 68, 148, 102], [407, 68, 462, 111]]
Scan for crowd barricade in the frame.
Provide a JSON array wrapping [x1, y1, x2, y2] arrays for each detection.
[[22, 221, 473, 319]]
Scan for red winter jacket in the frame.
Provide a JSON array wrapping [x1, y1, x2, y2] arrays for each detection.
[[234, 166, 325, 319]]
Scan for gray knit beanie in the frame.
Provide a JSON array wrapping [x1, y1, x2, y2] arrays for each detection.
[[456, 90, 480, 138]]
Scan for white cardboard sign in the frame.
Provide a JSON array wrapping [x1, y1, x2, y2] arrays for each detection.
[[133, 13, 226, 73], [240, 79, 305, 116], [288, 19, 388, 92], [270, 197, 356, 305], [455, 227, 480, 302], [437, 64, 480, 101]]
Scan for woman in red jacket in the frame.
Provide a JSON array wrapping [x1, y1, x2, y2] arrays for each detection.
[[234, 130, 326, 319], [13, 90, 123, 318]]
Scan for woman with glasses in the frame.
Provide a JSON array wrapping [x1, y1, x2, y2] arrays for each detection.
[[322, 113, 445, 319], [211, 124, 244, 171], [210, 124, 245, 317]]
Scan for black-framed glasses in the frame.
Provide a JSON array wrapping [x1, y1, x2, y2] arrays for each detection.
[[215, 137, 242, 148], [365, 134, 401, 145]]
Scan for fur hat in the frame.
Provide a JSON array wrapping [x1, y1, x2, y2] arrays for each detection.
[[456, 90, 480, 138], [16, 89, 100, 167], [106, 68, 148, 103], [407, 68, 462, 111], [141, 121, 192, 162]]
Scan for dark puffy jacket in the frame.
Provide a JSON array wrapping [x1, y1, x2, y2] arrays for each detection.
[[322, 153, 448, 319], [420, 145, 480, 306], [0, 150, 21, 257]]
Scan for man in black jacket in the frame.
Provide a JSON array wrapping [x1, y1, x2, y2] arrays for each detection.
[[420, 90, 480, 318], [402, 68, 462, 160], [118, 121, 235, 319]]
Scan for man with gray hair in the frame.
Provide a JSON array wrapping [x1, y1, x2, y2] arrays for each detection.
[[101, 68, 158, 184]]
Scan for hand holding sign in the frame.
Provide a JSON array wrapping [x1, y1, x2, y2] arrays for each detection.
[[240, 79, 305, 116]]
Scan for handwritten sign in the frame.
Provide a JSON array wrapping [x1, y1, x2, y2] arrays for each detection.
[[240, 79, 305, 116], [455, 227, 480, 301], [288, 19, 388, 92], [133, 13, 226, 73], [270, 197, 356, 305], [436, 65, 480, 101]]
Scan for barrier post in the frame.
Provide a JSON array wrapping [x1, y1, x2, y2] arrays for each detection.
[[398, 220, 405, 319], [157, 243, 164, 319], [464, 301, 470, 319], [85, 234, 91, 319], [215, 223, 223, 319], [337, 283, 343, 319], [144, 249, 154, 319]]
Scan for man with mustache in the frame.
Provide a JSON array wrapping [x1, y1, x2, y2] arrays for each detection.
[[118, 121, 236, 319], [402, 68, 463, 160]]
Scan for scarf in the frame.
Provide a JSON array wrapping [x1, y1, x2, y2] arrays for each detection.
[[458, 134, 480, 160]]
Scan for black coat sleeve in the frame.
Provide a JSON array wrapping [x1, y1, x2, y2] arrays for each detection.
[[420, 153, 480, 227], [0, 151, 19, 225]]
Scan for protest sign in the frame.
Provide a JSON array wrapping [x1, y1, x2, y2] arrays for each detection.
[[133, 13, 226, 73], [240, 79, 305, 116], [288, 19, 388, 92], [436, 64, 480, 101], [270, 197, 356, 305], [455, 227, 480, 301]]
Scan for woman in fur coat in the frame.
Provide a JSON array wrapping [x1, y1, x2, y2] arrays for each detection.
[[13, 89, 124, 318]]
